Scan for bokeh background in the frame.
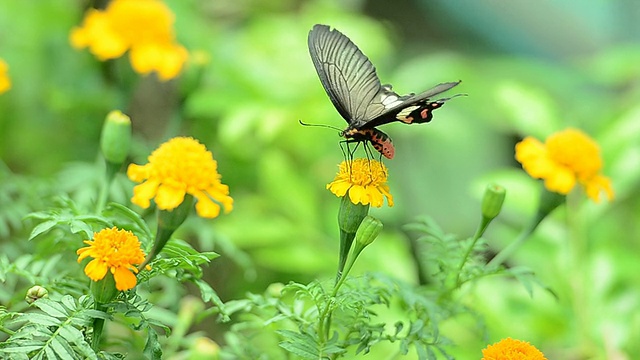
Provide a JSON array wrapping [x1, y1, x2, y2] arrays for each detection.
[[1, 0, 639, 358]]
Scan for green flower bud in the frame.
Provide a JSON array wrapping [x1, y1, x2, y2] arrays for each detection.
[[25, 285, 48, 304], [100, 110, 132, 165], [338, 195, 369, 234], [336, 196, 370, 282], [481, 183, 506, 221], [354, 215, 383, 247], [90, 271, 118, 304]]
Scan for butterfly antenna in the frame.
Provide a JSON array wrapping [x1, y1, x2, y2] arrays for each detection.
[[298, 120, 343, 132]]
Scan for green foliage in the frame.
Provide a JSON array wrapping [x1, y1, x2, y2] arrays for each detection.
[[0, 295, 104, 360]]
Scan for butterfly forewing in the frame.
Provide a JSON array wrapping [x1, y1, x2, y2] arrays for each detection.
[[308, 24, 388, 127]]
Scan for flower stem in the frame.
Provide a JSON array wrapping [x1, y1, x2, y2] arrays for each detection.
[[95, 161, 119, 214], [456, 217, 489, 286], [92, 303, 106, 352]]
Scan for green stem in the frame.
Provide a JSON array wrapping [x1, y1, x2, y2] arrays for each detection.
[[92, 304, 106, 352], [95, 161, 119, 214], [455, 217, 490, 286], [487, 220, 537, 268], [0, 325, 15, 336]]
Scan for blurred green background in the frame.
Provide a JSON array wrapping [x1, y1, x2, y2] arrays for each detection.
[[1, 0, 639, 358]]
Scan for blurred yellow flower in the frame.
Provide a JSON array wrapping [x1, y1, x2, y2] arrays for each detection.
[[327, 159, 393, 208], [0, 59, 11, 94], [77, 227, 146, 291], [515, 128, 614, 202], [481, 337, 547, 360], [127, 137, 233, 218], [70, 0, 188, 80]]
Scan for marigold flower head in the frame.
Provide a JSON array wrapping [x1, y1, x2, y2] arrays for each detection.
[[515, 128, 614, 202], [327, 159, 393, 208], [77, 227, 146, 291], [70, 0, 188, 80], [127, 137, 233, 219], [481, 337, 547, 360], [0, 58, 11, 94]]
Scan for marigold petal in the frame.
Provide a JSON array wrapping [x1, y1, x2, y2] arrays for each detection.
[[348, 185, 369, 205], [131, 179, 160, 209], [127, 163, 151, 182], [205, 183, 234, 214], [155, 182, 186, 210], [327, 180, 351, 197], [84, 259, 108, 282], [112, 266, 137, 291], [193, 193, 221, 219], [584, 175, 615, 203], [366, 186, 385, 208], [543, 165, 576, 194], [129, 42, 188, 80]]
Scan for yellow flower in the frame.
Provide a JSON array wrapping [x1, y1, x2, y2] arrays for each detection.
[[327, 159, 393, 208], [481, 337, 547, 360], [127, 137, 233, 218], [77, 227, 147, 291], [0, 59, 11, 94], [515, 128, 614, 202], [69, 0, 188, 80]]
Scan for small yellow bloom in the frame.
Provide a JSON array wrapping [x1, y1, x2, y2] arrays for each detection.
[[77, 227, 147, 291], [327, 159, 393, 208], [127, 137, 233, 218], [515, 128, 614, 202], [481, 337, 547, 360], [0, 59, 11, 94], [69, 0, 188, 80]]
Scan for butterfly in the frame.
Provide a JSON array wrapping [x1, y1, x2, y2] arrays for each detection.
[[308, 24, 461, 159]]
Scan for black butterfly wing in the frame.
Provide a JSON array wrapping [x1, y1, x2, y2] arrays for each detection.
[[361, 81, 461, 129], [308, 24, 390, 128]]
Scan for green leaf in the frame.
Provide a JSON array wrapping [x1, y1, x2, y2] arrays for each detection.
[[33, 299, 68, 318], [28, 313, 62, 326], [276, 330, 319, 359], [143, 327, 162, 360], [28, 220, 57, 240]]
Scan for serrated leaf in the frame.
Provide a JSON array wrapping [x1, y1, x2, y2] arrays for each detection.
[[59, 325, 96, 359], [277, 330, 319, 359], [28, 313, 62, 326], [143, 327, 163, 360], [50, 336, 74, 360], [69, 220, 93, 238], [28, 220, 58, 240], [0, 345, 43, 353], [34, 299, 68, 318], [61, 295, 77, 312]]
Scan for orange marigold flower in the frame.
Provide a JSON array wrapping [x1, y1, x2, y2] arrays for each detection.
[[327, 159, 393, 208], [127, 137, 233, 219], [0, 58, 11, 94], [481, 337, 547, 360], [515, 128, 614, 202], [69, 0, 188, 80], [77, 227, 146, 291]]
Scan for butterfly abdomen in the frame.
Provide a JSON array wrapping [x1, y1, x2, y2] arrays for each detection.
[[344, 128, 395, 159]]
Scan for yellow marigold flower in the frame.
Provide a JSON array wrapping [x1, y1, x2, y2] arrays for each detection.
[[515, 128, 614, 202], [127, 137, 233, 218], [77, 227, 146, 291], [0, 58, 11, 94], [69, 0, 188, 80], [481, 337, 547, 360], [129, 42, 189, 81], [327, 159, 393, 208]]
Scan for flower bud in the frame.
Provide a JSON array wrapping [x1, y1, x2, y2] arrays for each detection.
[[338, 195, 369, 234], [25, 285, 48, 304], [481, 183, 506, 221], [90, 271, 119, 304], [354, 215, 383, 247], [100, 110, 132, 165]]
